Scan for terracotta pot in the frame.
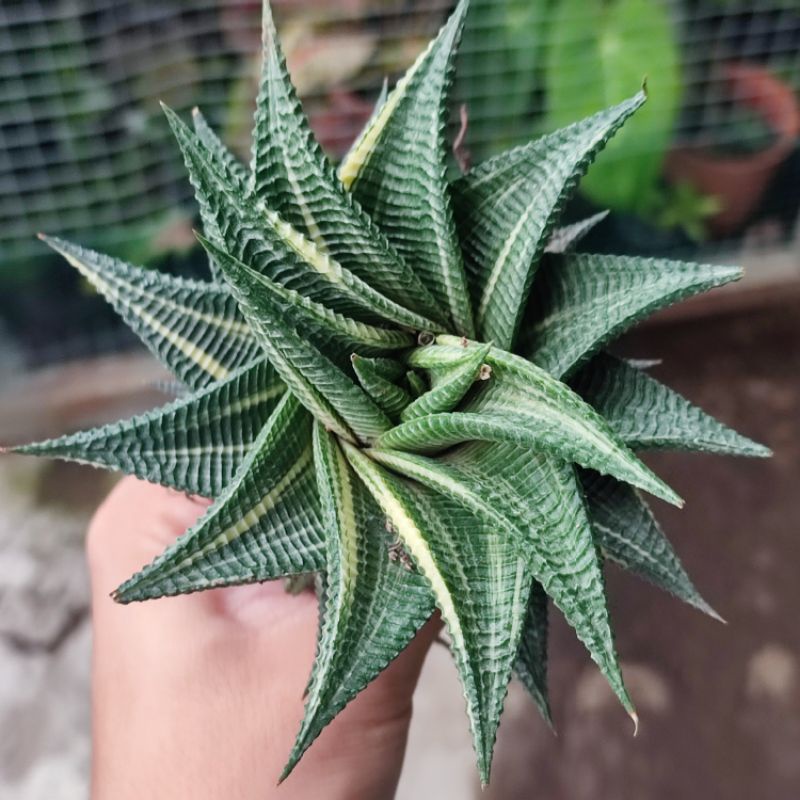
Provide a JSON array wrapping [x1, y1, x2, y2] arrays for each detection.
[[664, 63, 800, 237]]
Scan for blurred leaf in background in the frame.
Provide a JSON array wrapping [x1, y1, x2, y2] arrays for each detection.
[[545, 0, 681, 213], [455, 0, 552, 161]]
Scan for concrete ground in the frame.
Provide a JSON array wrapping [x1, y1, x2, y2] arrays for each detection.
[[1, 297, 798, 799]]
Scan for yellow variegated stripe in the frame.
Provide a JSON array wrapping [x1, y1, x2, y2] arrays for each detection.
[[320, 430, 360, 595], [286, 162, 328, 252], [259, 206, 343, 283], [367, 448, 522, 545], [337, 41, 432, 189], [341, 442, 478, 735], [54, 249, 247, 381], [134, 304, 229, 381], [225, 382, 286, 415], [477, 208, 532, 325], [342, 444, 464, 642], [171, 443, 313, 573], [53, 245, 253, 340], [249, 204, 436, 332]]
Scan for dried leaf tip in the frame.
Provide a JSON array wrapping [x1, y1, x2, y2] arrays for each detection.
[[630, 710, 640, 737]]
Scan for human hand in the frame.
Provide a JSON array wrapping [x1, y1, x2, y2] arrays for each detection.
[[88, 477, 438, 799]]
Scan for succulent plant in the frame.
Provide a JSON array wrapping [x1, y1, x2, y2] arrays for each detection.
[[9, 0, 769, 785]]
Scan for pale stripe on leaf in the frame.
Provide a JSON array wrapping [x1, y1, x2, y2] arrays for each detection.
[[340, 0, 475, 336], [572, 353, 771, 457], [114, 393, 323, 602], [15, 358, 283, 498], [41, 235, 261, 389], [344, 440, 532, 784], [281, 426, 434, 779], [453, 93, 645, 349]]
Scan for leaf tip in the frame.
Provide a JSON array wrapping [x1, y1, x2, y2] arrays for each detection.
[[630, 709, 640, 737]]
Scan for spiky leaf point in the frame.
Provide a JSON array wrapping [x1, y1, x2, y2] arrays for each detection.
[[383, 340, 682, 506], [572, 353, 771, 456], [250, 2, 444, 324], [281, 426, 434, 779], [39, 236, 261, 389], [341, 78, 389, 166], [443, 442, 634, 722], [344, 441, 531, 784], [191, 107, 248, 281], [192, 108, 248, 192], [215, 241, 393, 445], [13, 358, 282, 497], [401, 341, 490, 421], [351, 354, 413, 419], [583, 471, 721, 619], [115, 394, 323, 602], [514, 582, 552, 725], [545, 211, 610, 254], [524, 253, 742, 379], [164, 104, 439, 333], [453, 93, 645, 348], [340, 0, 475, 336]]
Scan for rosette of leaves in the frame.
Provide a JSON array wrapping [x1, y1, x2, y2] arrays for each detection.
[[9, 0, 770, 785]]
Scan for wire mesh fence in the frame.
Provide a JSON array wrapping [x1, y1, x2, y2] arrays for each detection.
[[1, 0, 799, 364]]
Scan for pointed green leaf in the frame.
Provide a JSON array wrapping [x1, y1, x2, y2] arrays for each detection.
[[14, 359, 283, 498], [382, 339, 682, 506], [199, 235, 414, 365], [545, 211, 609, 254], [191, 106, 249, 281], [583, 471, 720, 618], [446, 442, 634, 722], [340, 0, 475, 336], [164, 103, 439, 332], [406, 369, 428, 399], [249, 3, 444, 324], [524, 253, 742, 379], [401, 342, 490, 422], [344, 441, 531, 784], [114, 393, 324, 602], [572, 353, 771, 456], [282, 425, 434, 778], [452, 93, 645, 348], [341, 78, 388, 166], [351, 354, 412, 419], [192, 107, 248, 191], [514, 582, 552, 725], [366, 447, 532, 556], [217, 242, 392, 445], [40, 235, 261, 389], [352, 354, 406, 382]]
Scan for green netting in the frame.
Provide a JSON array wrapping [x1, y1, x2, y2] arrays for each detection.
[[1, 1, 799, 360]]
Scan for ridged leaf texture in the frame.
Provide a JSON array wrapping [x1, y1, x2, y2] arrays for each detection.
[[9, 0, 769, 787]]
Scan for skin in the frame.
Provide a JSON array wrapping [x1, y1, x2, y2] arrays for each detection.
[[88, 477, 438, 799]]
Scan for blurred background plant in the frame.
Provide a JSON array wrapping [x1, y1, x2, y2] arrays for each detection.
[[1, 0, 799, 368]]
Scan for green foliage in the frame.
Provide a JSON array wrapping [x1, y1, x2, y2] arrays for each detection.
[[10, 0, 768, 786], [545, 0, 681, 213]]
